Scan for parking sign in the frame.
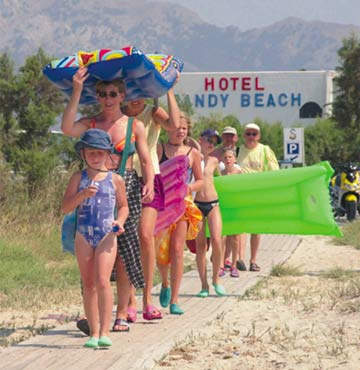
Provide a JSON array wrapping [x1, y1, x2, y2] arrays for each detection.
[[283, 128, 304, 164]]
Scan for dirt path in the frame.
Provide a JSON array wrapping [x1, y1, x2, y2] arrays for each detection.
[[1, 235, 359, 370], [151, 235, 360, 370]]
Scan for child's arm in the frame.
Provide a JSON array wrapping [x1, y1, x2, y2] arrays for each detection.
[[113, 174, 129, 235], [61, 172, 97, 214]]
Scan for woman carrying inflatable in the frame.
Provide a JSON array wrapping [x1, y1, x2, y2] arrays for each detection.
[[61, 67, 154, 331], [119, 75, 181, 324]]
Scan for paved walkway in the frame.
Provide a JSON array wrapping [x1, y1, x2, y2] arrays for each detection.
[[0, 234, 300, 370]]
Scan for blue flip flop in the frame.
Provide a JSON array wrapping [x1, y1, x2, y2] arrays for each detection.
[[159, 286, 171, 308], [170, 303, 184, 315]]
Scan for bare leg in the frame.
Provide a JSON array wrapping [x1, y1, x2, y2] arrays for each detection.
[[114, 256, 131, 331], [206, 205, 223, 286], [157, 262, 170, 288], [95, 235, 117, 338], [195, 221, 209, 292], [169, 220, 187, 305], [128, 285, 137, 310], [222, 236, 231, 268], [238, 234, 247, 261], [227, 235, 239, 269], [75, 234, 99, 338], [138, 207, 158, 309], [250, 234, 261, 264]]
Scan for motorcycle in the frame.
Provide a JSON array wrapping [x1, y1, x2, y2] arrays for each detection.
[[330, 162, 360, 221]]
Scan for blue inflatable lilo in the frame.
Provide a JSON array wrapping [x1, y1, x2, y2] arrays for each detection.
[[43, 46, 183, 104]]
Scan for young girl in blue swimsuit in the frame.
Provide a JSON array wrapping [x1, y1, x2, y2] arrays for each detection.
[[62, 129, 129, 348]]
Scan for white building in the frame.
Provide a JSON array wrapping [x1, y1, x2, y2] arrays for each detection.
[[174, 70, 336, 126]]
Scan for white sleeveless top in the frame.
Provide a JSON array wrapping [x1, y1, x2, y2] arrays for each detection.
[[133, 104, 161, 175]]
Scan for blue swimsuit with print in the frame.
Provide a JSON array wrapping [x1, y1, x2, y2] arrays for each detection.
[[77, 170, 116, 248]]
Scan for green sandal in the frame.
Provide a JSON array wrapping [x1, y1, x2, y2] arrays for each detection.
[[84, 337, 99, 348], [197, 289, 209, 298], [170, 303, 184, 315], [98, 336, 112, 347], [213, 284, 226, 296], [159, 286, 171, 308]]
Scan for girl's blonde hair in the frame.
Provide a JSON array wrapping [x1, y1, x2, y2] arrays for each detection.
[[180, 111, 192, 136], [222, 146, 237, 157]]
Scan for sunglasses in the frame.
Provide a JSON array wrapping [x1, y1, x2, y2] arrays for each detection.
[[97, 91, 120, 98], [245, 132, 258, 137], [206, 137, 218, 145]]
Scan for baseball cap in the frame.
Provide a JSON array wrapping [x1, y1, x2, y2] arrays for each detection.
[[200, 128, 222, 145], [244, 123, 260, 132], [75, 129, 114, 154], [222, 126, 237, 135]]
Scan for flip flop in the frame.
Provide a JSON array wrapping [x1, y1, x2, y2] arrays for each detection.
[[98, 336, 112, 347], [76, 318, 90, 336], [236, 260, 247, 271], [224, 259, 231, 270], [112, 318, 130, 332], [170, 303, 184, 315], [230, 268, 239, 278], [159, 286, 171, 308], [84, 336, 99, 348], [142, 305, 162, 321], [127, 307, 137, 323], [213, 284, 226, 296], [249, 262, 261, 272], [197, 289, 209, 298]]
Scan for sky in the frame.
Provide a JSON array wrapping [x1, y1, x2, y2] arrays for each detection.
[[157, 0, 360, 30]]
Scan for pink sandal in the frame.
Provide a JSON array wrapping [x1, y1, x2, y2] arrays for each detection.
[[127, 307, 137, 323], [142, 305, 162, 321]]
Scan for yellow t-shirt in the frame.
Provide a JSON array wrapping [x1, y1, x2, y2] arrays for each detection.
[[133, 104, 161, 175], [237, 143, 279, 173]]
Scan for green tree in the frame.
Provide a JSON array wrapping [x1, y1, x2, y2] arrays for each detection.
[[1, 49, 68, 195], [0, 53, 18, 161], [332, 33, 360, 160], [304, 118, 344, 166]]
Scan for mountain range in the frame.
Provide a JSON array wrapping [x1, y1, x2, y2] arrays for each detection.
[[1, 0, 360, 71]]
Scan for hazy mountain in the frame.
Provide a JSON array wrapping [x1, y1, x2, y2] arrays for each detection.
[[1, 0, 359, 71], [158, 0, 360, 31]]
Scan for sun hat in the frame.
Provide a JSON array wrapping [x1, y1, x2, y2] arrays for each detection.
[[222, 126, 237, 135], [244, 123, 260, 132], [75, 129, 113, 154], [200, 128, 222, 144]]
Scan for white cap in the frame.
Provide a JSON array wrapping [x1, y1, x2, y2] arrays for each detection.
[[222, 126, 237, 135], [244, 123, 260, 132]]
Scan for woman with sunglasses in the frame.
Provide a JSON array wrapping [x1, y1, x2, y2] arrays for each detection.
[[236, 122, 279, 272], [61, 66, 154, 333]]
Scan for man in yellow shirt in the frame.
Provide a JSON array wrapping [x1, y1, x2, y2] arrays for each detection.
[[236, 123, 279, 271]]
